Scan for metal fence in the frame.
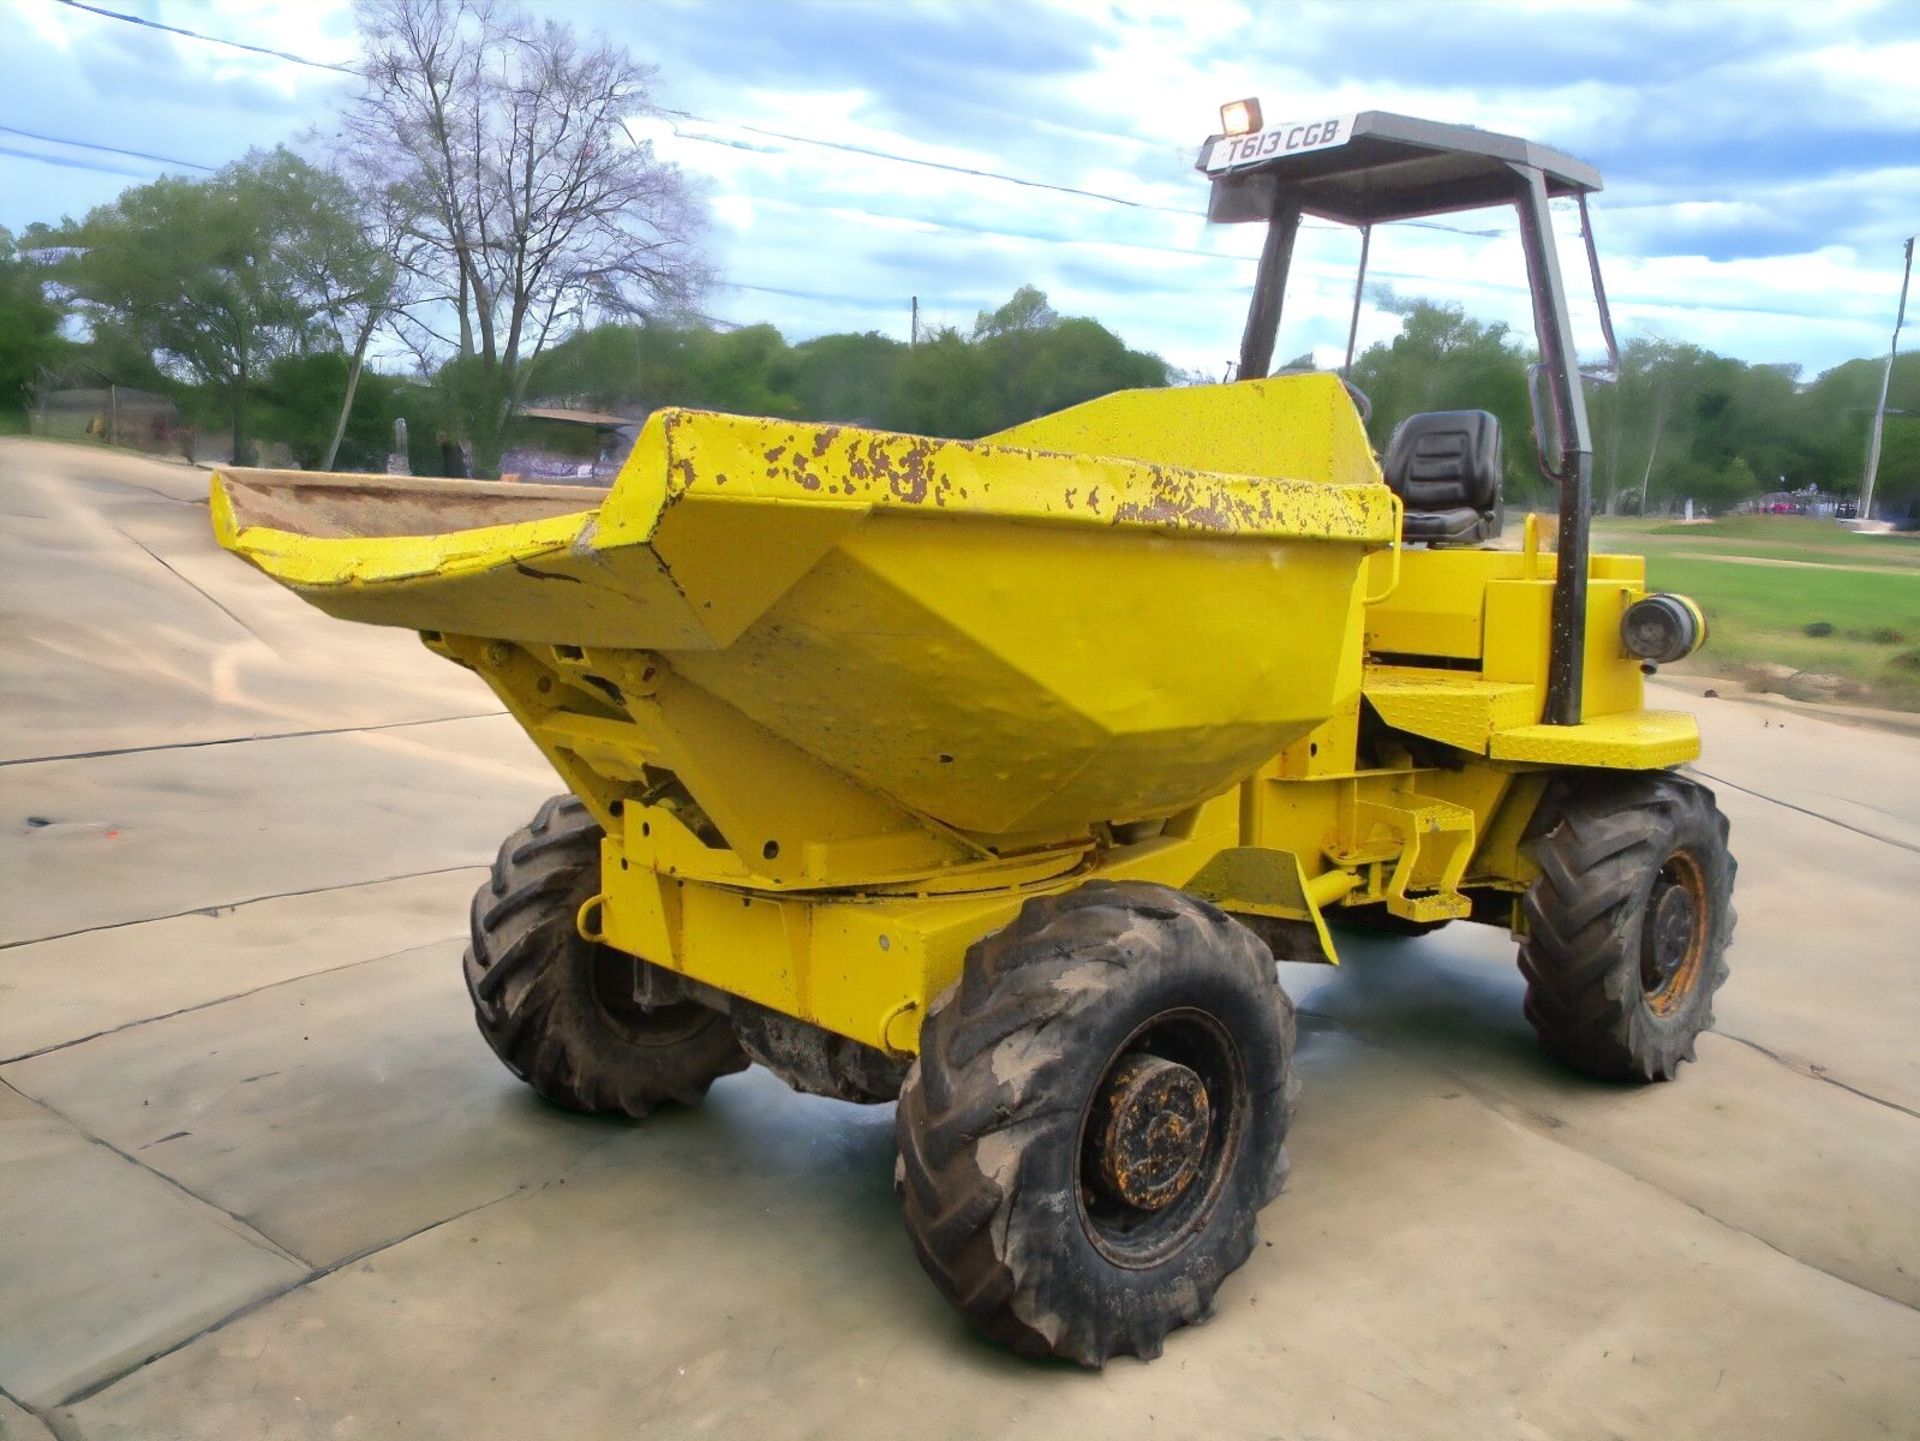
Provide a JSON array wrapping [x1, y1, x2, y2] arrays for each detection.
[[28, 386, 190, 457]]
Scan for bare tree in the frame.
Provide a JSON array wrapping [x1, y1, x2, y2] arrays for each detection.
[[301, 179, 424, 470], [335, 0, 708, 474]]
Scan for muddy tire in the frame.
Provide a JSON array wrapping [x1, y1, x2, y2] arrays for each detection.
[[464, 794, 748, 1115], [1519, 772, 1735, 1082], [895, 881, 1296, 1367]]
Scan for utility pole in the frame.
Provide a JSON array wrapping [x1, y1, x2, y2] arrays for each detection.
[[910, 296, 918, 347], [1637, 396, 1668, 515], [1861, 235, 1916, 524]]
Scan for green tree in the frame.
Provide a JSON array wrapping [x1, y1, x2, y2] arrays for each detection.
[[0, 227, 65, 421], [790, 331, 904, 423], [889, 286, 1169, 437], [516, 287, 1167, 441], [1590, 339, 1713, 512], [1795, 352, 1920, 514], [886, 326, 999, 437], [1350, 298, 1535, 502], [252, 351, 401, 470], [54, 148, 369, 462], [1870, 353, 1920, 514]]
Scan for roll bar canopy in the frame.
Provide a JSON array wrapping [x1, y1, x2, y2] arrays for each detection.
[[1196, 109, 1612, 726], [1199, 112, 1600, 226]]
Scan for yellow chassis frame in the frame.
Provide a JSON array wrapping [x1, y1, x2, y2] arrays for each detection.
[[431, 520, 1698, 1060]]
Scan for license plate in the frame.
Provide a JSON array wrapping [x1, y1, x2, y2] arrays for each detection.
[[1204, 115, 1355, 173]]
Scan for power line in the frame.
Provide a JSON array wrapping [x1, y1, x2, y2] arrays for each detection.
[[0, 122, 214, 172], [52, 0, 356, 73], [0, 116, 1508, 289], [665, 114, 1197, 219], [42, 0, 1606, 331], [664, 117, 1508, 240], [0, 119, 1792, 329], [52, 0, 1503, 242], [0, 142, 157, 180]]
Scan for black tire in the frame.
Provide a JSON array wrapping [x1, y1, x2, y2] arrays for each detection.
[[1519, 772, 1735, 1082], [895, 881, 1296, 1367], [464, 794, 748, 1115]]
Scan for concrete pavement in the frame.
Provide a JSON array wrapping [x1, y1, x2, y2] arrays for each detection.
[[2, 438, 1915, 1438]]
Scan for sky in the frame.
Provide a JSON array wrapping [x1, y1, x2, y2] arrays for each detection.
[[1, 0, 1916, 380]]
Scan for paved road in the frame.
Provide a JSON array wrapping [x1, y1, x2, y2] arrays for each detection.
[[2, 438, 1916, 1440]]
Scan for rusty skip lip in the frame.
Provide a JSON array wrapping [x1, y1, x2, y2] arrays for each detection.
[[655, 408, 1394, 544]]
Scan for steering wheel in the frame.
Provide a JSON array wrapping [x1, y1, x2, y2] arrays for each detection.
[[1341, 378, 1373, 425]]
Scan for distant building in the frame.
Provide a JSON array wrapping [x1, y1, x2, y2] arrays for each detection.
[[500, 406, 640, 484], [30, 386, 181, 453], [1734, 485, 1857, 519]]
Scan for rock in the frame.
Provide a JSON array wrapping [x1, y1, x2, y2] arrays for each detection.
[[1783, 671, 1868, 702], [1742, 661, 1798, 692]]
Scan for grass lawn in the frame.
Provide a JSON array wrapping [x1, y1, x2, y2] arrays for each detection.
[[1589, 516, 1920, 710]]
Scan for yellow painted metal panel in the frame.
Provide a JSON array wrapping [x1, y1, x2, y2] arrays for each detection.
[[1185, 847, 1340, 964], [209, 469, 712, 650], [1489, 709, 1700, 767], [678, 522, 1374, 835], [988, 373, 1380, 488], [214, 404, 1396, 850], [1363, 671, 1540, 752], [213, 407, 1397, 645], [209, 379, 1710, 1059], [599, 824, 1239, 1053], [1365, 549, 1528, 659], [1580, 577, 1646, 721], [1482, 577, 1553, 687]]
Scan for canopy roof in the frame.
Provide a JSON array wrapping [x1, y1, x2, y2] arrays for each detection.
[[1202, 111, 1601, 226]]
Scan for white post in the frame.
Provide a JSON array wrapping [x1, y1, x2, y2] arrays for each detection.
[[1860, 236, 1915, 523]]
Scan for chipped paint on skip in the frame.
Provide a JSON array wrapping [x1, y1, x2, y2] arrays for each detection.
[[636, 404, 1396, 552]]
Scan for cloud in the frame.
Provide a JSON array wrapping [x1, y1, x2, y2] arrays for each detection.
[[1, 0, 1912, 379]]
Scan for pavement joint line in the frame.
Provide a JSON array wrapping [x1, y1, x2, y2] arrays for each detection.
[[50, 1183, 534, 1411], [0, 710, 511, 768], [1, 1075, 313, 1273], [1298, 1021, 1920, 1318], [0, 933, 467, 1066], [94, 478, 207, 507], [1310, 1000, 1920, 1127], [107, 520, 266, 644], [1481, 1090, 1920, 1317], [1686, 765, 1920, 855], [0, 1380, 57, 1439], [1718, 1031, 1920, 1122], [0, 865, 487, 952]]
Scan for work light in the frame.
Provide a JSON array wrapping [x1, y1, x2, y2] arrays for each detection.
[[1220, 98, 1263, 136], [1621, 593, 1705, 665]]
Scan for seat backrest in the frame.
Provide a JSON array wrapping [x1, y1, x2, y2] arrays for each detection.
[[1381, 410, 1503, 545]]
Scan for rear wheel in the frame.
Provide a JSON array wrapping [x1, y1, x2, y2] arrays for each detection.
[[464, 794, 748, 1115], [895, 882, 1296, 1366], [1519, 773, 1735, 1082]]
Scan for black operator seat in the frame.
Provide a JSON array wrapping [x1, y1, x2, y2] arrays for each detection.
[[1381, 410, 1503, 546]]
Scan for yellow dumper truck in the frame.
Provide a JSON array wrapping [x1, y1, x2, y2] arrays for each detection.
[[212, 111, 1733, 1365]]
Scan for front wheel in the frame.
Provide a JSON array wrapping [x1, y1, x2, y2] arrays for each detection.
[[1518, 773, 1735, 1082], [895, 882, 1296, 1367], [464, 794, 748, 1115]]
